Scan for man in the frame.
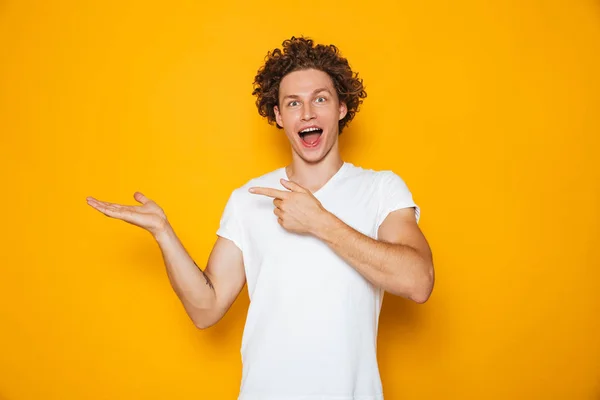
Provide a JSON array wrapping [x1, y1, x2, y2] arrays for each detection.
[[86, 36, 434, 400]]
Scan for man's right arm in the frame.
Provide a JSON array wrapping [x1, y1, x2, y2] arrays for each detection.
[[154, 224, 246, 329]]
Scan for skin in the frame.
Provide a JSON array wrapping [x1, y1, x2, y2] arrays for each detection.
[[273, 68, 348, 193], [86, 67, 434, 330]]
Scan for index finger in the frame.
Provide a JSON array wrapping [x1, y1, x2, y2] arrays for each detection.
[[249, 187, 289, 199]]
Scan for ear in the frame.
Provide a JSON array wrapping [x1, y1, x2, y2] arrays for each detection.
[[338, 101, 347, 120], [274, 105, 283, 128]]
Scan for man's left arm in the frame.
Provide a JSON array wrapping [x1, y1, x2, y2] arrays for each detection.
[[313, 207, 434, 303], [248, 179, 435, 303]]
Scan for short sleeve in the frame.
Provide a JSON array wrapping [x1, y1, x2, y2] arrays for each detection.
[[375, 170, 420, 229], [215, 189, 244, 252]]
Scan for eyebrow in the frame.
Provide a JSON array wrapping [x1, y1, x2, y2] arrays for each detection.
[[282, 87, 332, 101]]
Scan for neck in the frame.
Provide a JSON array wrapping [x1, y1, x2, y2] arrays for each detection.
[[285, 143, 344, 193]]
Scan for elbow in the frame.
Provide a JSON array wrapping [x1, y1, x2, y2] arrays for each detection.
[[390, 261, 433, 304], [384, 248, 435, 303], [192, 313, 218, 330], [194, 320, 215, 330], [411, 288, 432, 304], [189, 304, 218, 330], [411, 264, 435, 304], [186, 294, 219, 330], [386, 278, 433, 304]]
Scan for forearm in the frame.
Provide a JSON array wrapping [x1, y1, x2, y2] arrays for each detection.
[[153, 224, 217, 320], [313, 213, 433, 303]]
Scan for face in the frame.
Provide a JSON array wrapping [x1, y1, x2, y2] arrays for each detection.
[[274, 68, 347, 163]]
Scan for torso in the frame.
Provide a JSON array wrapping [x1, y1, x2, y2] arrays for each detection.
[[232, 162, 387, 399]]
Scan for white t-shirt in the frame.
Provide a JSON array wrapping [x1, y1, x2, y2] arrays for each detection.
[[216, 161, 420, 400]]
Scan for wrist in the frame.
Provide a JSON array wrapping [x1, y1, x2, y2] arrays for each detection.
[[312, 209, 343, 242], [153, 221, 174, 244]]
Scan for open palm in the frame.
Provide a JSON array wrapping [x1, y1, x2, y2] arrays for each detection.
[[86, 192, 168, 236]]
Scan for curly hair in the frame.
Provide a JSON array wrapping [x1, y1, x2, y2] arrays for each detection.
[[252, 36, 367, 134]]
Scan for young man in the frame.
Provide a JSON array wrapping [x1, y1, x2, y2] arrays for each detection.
[[86, 36, 434, 400]]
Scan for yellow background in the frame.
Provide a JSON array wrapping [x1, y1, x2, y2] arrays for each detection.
[[1, 0, 599, 399]]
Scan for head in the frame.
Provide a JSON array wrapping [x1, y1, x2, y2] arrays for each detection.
[[252, 36, 367, 163]]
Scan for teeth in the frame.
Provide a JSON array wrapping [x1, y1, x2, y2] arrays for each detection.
[[300, 127, 321, 133]]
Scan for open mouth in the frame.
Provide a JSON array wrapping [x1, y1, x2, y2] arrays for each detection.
[[298, 126, 323, 147]]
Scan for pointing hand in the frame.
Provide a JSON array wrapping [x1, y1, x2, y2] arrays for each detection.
[[249, 179, 330, 235]]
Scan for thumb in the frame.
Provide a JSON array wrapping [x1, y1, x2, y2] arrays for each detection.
[[280, 179, 308, 193], [134, 192, 150, 204]]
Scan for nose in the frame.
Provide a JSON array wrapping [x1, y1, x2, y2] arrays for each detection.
[[301, 103, 316, 121]]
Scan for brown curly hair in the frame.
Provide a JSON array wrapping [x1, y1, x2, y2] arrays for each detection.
[[252, 36, 367, 134]]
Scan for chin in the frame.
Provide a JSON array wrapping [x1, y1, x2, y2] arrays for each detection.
[[295, 141, 333, 164], [297, 152, 325, 164]]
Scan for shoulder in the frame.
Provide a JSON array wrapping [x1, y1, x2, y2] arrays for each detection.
[[376, 169, 412, 192], [343, 162, 411, 190], [347, 162, 419, 219]]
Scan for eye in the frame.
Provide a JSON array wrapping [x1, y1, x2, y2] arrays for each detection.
[[315, 97, 326, 103], [288, 100, 300, 107]]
